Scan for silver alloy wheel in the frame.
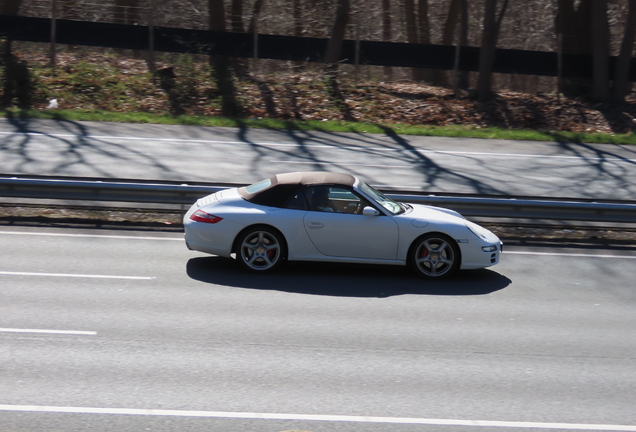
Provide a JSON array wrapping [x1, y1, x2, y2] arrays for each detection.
[[412, 235, 459, 279], [238, 229, 283, 271]]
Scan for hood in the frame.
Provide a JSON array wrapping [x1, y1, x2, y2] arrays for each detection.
[[405, 203, 466, 225]]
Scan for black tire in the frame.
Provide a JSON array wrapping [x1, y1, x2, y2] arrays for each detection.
[[409, 233, 460, 279], [235, 226, 286, 273]]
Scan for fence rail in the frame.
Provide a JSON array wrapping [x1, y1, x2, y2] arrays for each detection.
[[3, 15, 636, 79], [2, 176, 636, 224]]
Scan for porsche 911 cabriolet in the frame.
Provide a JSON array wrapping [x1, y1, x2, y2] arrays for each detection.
[[184, 172, 502, 279]]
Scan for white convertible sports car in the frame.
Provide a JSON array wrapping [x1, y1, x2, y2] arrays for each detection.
[[184, 172, 502, 279]]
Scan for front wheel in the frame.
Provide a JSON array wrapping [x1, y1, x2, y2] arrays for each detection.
[[409, 233, 460, 279], [236, 227, 286, 273]]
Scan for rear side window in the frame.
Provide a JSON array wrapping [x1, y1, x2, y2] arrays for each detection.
[[244, 179, 271, 194], [285, 189, 310, 210], [248, 184, 304, 207]]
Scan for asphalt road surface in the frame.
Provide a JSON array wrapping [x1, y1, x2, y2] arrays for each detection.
[[1, 226, 635, 432], [1, 118, 636, 199]]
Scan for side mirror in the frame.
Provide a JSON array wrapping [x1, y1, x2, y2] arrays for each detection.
[[362, 206, 380, 216]]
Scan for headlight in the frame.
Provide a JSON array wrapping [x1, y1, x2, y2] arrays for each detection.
[[482, 245, 498, 252], [466, 221, 489, 241]]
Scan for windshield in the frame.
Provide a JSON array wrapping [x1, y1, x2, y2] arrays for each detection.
[[359, 182, 405, 215]]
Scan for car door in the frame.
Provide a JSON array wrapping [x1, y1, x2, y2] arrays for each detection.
[[301, 186, 399, 260]]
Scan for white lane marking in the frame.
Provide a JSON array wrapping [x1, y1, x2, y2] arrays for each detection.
[[272, 159, 412, 168], [431, 149, 636, 163], [2, 131, 634, 163], [0, 328, 96, 336], [506, 251, 636, 259], [0, 405, 634, 431], [0, 231, 182, 241], [0, 271, 154, 280], [2, 232, 632, 260], [0, 131, 247, 146], [2, 232, 633, 260]]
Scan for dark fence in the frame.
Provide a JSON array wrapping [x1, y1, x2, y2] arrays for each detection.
[[2, 15, 636, 80]]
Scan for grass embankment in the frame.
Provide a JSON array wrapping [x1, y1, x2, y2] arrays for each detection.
[[2, 51, 636, 144]]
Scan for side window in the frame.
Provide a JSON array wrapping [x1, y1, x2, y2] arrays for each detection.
[[307, 186, 369, 214], [308, 186, 338, 212]]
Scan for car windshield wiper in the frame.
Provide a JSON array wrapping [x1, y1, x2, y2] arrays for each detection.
[[399, 202, 412, 212]]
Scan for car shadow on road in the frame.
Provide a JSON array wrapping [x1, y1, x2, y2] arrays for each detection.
[[186, 257, 511, 297]]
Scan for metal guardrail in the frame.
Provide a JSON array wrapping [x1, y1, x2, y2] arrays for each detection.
[[0, 177, 224, 205], [2, 176, 636, 224], [389, 193, 636, 223]]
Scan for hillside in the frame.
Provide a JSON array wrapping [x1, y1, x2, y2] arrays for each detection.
[[6, 51, 636, 138]]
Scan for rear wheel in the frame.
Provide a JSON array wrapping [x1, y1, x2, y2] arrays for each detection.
[[409, 233, 460, 279], [236, 226, 286, 273]]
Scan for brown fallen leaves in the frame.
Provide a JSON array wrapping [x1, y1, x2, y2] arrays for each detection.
[[16, 52, 636, 135]]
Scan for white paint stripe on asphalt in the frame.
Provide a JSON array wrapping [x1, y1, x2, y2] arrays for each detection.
[[0, 271, 154, 280], [0, 131, 247, 146], [506, 251, 636, 259], [272, 159, 412, 168], [0, 405, 634, 431], [2, 131, 634, 163], [0, 328, 96, 335], [2, 232, 633, 260], [0, 231, 181, 241]]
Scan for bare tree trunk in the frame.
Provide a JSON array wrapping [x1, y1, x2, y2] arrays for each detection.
[[417, 0, 430, 45], [1, 0, 31, 110], [288, 0, 303, 71], [612, 0, 636, 103], [2, 39, 31, 109], [458, 0, 469, 89], [404, 0, 418, 46], [324, 0, 350, 68], [452, 0, 469, 93], [209, 0, 225, 31], [209, 0, 241, 117], [382, 0, 392, 80], [416, 0, 438, 82], [442, 0, 461, 45], [556, 0, 594, 96], [404, 0, 433, 82], [229, 0, 248, 77], [433, 0, 461, 87], [591, 0, 610, 102], [0, 0, 21, 15], [477, 0, 498, 101], [293, 0, 303, 37], [248, 0, 265, 34], [231, 0, 244, 32], [324, 0, 353, 121], [477, 0, 509, 102]]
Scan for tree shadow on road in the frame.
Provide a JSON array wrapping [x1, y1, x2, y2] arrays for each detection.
[[1, 115, 181, 179], [230, 120, 510, 196], [186, 256, 511, 298]]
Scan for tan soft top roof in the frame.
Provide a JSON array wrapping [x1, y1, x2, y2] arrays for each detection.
[[273, 171, 356, 186]]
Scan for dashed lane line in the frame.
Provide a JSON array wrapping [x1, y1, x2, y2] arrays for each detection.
[[0, 328, 96, 336], [505, 251, 636, 259], [0, 271, 154, 280], [0, 405, 634, 430], [0, 231, 181, 241]]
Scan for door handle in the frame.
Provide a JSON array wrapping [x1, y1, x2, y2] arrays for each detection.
[[306, 221, 324, 229]]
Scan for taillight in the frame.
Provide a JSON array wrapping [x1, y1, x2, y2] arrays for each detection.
[[190, 210, 223, 224]]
